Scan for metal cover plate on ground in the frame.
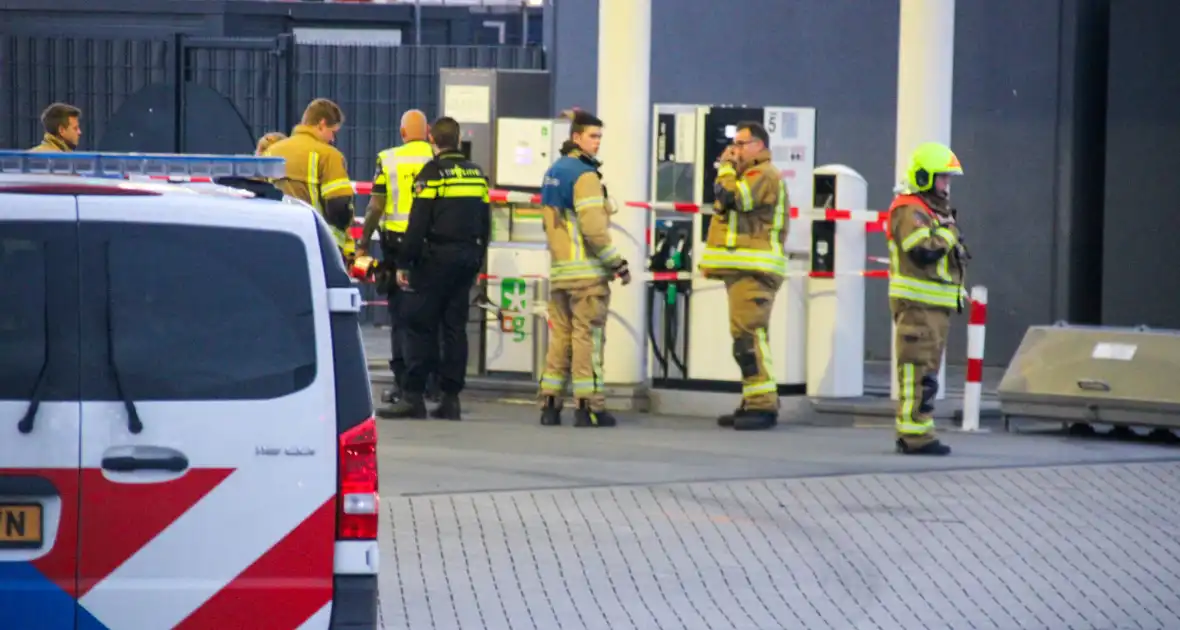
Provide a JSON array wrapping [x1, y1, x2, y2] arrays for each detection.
[[998, 324, 1180, 428]]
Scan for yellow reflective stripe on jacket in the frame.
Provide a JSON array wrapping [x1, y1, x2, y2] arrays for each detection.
[[901, 227, 931, 252], [307, 152, 321, 211], [574, 196, 604, 211], [769, 182, 786, 256], [422, 177, 488, 187], [550, 259, 611, 281], [736, 180, 754, 211], [933, 226, 958, 248], [596, 244, 621, 264], [887, 241, 962, 308], [935, 255, 953, 283], [383, 143, 434, 233], [415, 182, 490, 200], [566, 217, 585, 261], [725, 211, 737, 247], [321, 178, 352, 197], [699, 247, 788, 277], [554, 212, 612, 281]]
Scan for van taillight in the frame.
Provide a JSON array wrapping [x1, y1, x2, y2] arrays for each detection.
[[337, 417, 378, 540]]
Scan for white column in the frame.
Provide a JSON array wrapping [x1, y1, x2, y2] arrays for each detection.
[[596, 0, 650, 385], [891, 0, 954, 401]]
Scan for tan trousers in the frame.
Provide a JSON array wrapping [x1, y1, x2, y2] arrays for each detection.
[[726, 276, 779, 411], [894, 305, 951, 447], [537, 284, 610, 411]]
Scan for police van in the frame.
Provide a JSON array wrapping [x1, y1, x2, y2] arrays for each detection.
[[0, 151, 378, 629]]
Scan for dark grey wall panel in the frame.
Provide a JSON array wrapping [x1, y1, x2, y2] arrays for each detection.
[[553, 0, 1101, 366], [549, 0, 597, 113], [949, 0, 1063, 364], [1102, 0, 1180, 328]]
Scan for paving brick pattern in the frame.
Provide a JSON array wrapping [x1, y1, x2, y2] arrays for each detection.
[[378, 462, 1180, 630]]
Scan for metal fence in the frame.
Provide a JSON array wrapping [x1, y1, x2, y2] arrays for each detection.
[[0, 34, 545, 178]]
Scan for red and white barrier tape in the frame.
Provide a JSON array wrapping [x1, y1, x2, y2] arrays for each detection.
[[146, 176, 892, 237], [961, 286, 988, 431], [649, 269, 889, 281]]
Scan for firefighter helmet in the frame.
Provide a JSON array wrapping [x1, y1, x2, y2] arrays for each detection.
[[906, 142, 963, 192]]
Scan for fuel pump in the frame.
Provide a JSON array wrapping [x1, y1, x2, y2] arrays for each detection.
[[648, 103, 817, 393], [646, 218, 692, 381]]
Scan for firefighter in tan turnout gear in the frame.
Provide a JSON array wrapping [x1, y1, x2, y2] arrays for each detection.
[[700, 122, 790, 432], [886, 141, 969, 456], [265, 98, 356, 261], [30, 103, 82, 152], [536, 110, 632, 428]]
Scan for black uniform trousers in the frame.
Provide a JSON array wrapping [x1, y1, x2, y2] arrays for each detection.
[[400, 245, 482, 396], [379, 231, 408, 386]]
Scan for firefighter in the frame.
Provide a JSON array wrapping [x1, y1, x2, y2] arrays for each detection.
[[359, 110, 435, 403], [536, 110, 631, 428], [30, 103, 82, 152], [380, 117, 490, 421], [265, 98, 356, 261], [255, 131, 287, 156], [211, 134, 287, 200], [887, 141, 968, 456], [699, 121, 789, 432], [212, 131, 290, 201]]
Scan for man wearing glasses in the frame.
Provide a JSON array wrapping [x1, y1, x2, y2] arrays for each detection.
[[698, 122, 790, 431]]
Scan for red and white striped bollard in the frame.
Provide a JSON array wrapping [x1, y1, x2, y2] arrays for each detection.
[[961, 285, 988, 431]]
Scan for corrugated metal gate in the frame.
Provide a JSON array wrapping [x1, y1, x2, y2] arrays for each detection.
[[0, 34, 545, 178]]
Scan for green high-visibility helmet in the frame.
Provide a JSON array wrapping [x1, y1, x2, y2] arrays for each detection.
[[906, 142, 963, 192]]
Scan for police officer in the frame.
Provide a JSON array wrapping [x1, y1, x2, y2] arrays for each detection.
[[359, 110, 435, 402], [380, 117, 490, 421], [699, 122, 789, 431], [265, 98, 356, 261], [536, 110, 631, 428], [31, 103, 82, 152], [886, 141, 968, 456]]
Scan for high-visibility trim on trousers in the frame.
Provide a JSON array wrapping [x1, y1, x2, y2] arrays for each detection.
[[895, 363, 934, 435]]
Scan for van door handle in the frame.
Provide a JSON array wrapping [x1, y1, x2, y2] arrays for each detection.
[[101, 455, 189, 472], [100, 445, 189, 472]]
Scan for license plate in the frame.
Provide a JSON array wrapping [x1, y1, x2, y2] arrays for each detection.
[[0, 503, 43, 549]]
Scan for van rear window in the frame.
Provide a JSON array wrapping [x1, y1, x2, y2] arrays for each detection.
[[79, 222, 317, 401], [0, 221, 80, 401]]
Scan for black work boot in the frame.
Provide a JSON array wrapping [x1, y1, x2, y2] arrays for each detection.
[[895, 437, 952, 456], [380, 385, 401, 404], [377, 392, 427, 420], [717, 401, 746, 428], [733, 408, 777, 431], [573, 401, 617, 428], [431, 394, 462, 421], [539, 396, 563, 426], [425, 375, 442, 404]]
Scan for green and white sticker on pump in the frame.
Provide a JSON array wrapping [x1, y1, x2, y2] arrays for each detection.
[[483, 242, 550, 377]]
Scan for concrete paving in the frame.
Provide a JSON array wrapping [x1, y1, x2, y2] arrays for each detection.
[[374, 401, 1180, 630]]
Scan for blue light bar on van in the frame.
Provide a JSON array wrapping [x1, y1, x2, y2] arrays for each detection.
[[0, 150, 285, 179]]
